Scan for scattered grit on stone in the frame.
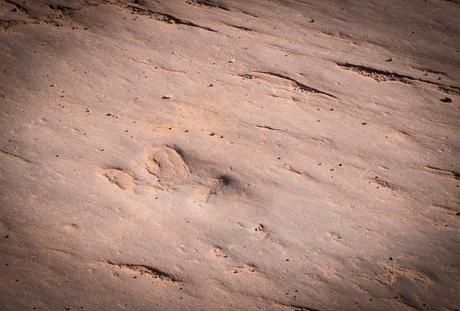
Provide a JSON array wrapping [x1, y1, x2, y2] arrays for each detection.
[[0, 0, 459, 310]]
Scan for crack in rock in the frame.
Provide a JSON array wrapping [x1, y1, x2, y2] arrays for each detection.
[[119, 2, 218, 32], [105, 261, 182, 282], [256, 124, 284, 132], [425, 165, 460, 180], [336, 62, 460, 94], [0, 148, 32, 164], [254, 71, 338, 99], [186, 0, 230, 11]]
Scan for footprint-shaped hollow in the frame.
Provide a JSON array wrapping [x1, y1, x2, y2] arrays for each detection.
[[145, 145, 190, 186], [104, 168, 136, 191]]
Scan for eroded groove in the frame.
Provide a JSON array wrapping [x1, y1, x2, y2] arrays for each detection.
[[411, 66, 448, 77], [5, 0, 32, 17], [337, 62, 413, 83], [337, 62, 460, 94], [264, 43, 306, 56], [321, 30, 355, 42], [425, 166, 460, 180], [186, 0, 231, 11], [372, 177, 398, 190], [5, 0, 86, 29], [240, 10, 259, 18], [256, 124, 284, 132], [225, 23, 253, 31], [285, 165, 302, 175], [438, 85, 460, 95], [0, 148, 32, 164], [276, 302, 323, 311], [237, 73, 256, 80], [431, 204, 460, 216], [130, 58, 187, 73], [48, 4, 80, 15], [121, 3, 218, 32], [254, 71, 338, 99], [105, 261, 182, 282], [0, 19, 25, 31]]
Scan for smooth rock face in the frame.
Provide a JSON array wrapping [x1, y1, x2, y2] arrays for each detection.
[[0, 0, 459, 310]]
